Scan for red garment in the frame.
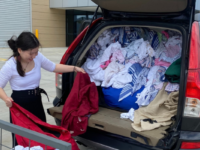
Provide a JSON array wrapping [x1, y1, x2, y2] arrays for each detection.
[[61, 73, 99, 136], [10, 102, 79, 150]]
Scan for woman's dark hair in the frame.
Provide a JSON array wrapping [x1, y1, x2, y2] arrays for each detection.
[[7, 32, 40, 77]]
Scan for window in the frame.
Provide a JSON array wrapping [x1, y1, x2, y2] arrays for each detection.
[[66, 10, 102, 46]]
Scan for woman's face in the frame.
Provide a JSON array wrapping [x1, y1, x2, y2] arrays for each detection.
[[18, 47, 39, 63]]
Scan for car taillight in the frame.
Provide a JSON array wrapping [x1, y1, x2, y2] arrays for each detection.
[[181, 141, 200, 149], [184, 21, 200, 117], [55, 73, 62, 90]]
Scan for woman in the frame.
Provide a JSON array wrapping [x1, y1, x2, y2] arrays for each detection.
[[0, 32, 85, 146]]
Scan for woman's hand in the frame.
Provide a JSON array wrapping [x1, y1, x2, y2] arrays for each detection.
[[4, 97, 13, 108], [74, 66, 86, 73]]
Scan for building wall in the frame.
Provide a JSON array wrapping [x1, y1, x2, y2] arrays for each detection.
[[196, 0, 200, 11], [32, 0, 66, 47], [50, 0, 96, 8]]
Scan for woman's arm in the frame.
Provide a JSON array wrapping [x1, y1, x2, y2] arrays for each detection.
[[0, 60, 13, 107], [53, 64, 86, 73], [0, 88, 13, 107], [39, 52, 86, 73]]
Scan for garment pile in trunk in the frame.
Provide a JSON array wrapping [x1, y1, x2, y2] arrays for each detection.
[[82, 27, 181, 131]]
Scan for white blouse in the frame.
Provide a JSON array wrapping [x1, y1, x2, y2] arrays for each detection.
[[0, 52, 56, 91]]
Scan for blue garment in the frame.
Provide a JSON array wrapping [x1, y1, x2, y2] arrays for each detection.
[[111, 27, 120, 42], [149, 30, 160, 50], [118, 27, 141, 47], [125, 27, 141, 45], [119, 63, 143, 101], [142, 28, 160, 50], [128, 63, 143, 84], [102, 86, 145, 111]]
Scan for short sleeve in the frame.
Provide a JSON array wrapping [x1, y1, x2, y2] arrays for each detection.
[[0, 60, 13, 88], [38, 52, 56, 72]]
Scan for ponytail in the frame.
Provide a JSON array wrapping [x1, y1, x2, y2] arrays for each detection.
[[7, 36, 18, 56], [7, 36, 25, 76]]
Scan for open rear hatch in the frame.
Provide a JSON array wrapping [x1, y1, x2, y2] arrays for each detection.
[[92, 0, 195, 22], [92, 0, 191, 14]]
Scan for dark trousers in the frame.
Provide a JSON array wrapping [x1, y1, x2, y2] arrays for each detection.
[[10, 90, 46, 147]]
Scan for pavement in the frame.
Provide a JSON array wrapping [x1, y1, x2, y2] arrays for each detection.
[[0, 47, 69, 149]]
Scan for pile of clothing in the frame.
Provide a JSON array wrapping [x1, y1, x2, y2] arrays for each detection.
[[82, 27, 181, 116], [132, 83, 179, 132]]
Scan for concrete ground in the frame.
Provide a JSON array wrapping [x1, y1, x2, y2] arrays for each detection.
[[0, 47, 89, 150]]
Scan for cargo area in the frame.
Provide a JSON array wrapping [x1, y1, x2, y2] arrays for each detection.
[[48, 25, 183, 147], [48, 105, 170, 146]]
